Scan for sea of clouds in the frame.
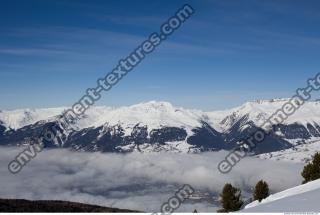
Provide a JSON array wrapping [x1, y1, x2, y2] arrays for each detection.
[[0, 147, 304, 212]]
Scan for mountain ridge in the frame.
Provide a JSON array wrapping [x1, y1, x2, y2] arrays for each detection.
[[1, 99, 320, 155]]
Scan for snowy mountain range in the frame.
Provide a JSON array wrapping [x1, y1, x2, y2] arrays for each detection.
[[1, 99, 320, 155]]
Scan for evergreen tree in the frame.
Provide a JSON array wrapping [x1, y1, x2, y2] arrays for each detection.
[[217, 183, 243, 212], [253, 180, 269, 202], [193, 209, 197, 213], [301, 152, 320, 184]]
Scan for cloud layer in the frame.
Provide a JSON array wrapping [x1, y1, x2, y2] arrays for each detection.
[[0, 147, 303, 212]]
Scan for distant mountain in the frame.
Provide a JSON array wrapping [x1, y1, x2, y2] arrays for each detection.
[[1, 99, 320, 154]]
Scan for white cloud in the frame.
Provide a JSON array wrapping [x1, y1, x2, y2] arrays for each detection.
[[0, 147, 303, 212]]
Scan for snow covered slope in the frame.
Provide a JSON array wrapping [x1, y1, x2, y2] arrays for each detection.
[[0, 107, 65, 130], [0, 102, 207, 134], [257, 139, 320, 163], [219, 99, 320, 130], [243, 179, 320, 212]]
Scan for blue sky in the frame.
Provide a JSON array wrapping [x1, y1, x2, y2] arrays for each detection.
[[1, 0, 320, 110]]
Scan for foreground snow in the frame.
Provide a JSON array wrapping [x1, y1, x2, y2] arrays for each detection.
[[243, 179, 320, 212]]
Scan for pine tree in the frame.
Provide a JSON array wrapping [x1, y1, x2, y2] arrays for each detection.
[[217, 183, 243, 212], [301, 152, 320, 184], [193, 209, 197, 213], [253, 180, 269, 202], [301, 163, 314, 184]]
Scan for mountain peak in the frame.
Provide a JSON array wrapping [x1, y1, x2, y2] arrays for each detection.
[[248, 98, 291, 105], [130, 100, 175, 110]]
